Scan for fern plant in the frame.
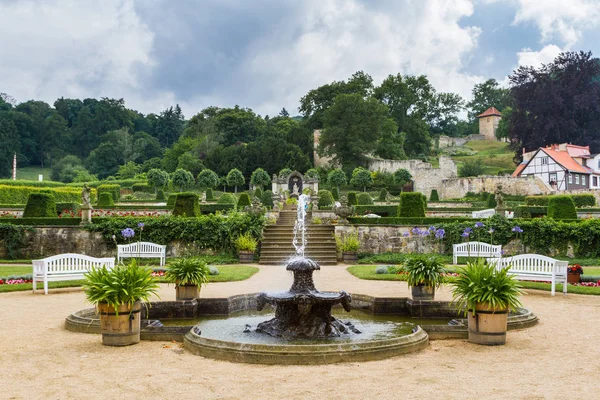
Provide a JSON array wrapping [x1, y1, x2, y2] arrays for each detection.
[[452, 258, 523, 315], [165, 257, 210, 287], [404, 255, 445, 288], [83, 259, 159, 315], [235, 232, 258, 252]]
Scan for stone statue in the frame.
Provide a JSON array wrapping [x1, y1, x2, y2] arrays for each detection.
[[292, 182, 299, 196], [494, 184, 504, 212], [81, 184, 91, 209]]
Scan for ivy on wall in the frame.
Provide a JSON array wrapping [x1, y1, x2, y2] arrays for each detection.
[[0, 224, 30, 259]]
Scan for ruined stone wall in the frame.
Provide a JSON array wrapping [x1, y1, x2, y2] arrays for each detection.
[[368, 156, 457, 199], [440, 175, 552, 199], [437, 134, 485, 149]]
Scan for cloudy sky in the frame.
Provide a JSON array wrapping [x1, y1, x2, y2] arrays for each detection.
[[2, 0, 600, 118]]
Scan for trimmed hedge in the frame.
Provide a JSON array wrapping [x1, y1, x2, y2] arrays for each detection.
[[67, 179, 144, 189], [218, 193, 237, 205], [199, 204, 236, 214], [156, 189, 166, 201], [348, 217, 472, 225], [514, 205, 547, 218], [331, 187, 339, 201], [56, 202, 79, 215], [548, 196, 577, 220], [486, 194, 497, 208], [97, 184, 120, 202], [398, 192, 425, 217], [261, 190, 274, 208], [237, 193, 251, 209], [205, 188, 214, 201], [357, 193, 374, 205], [429, 189, 439, 202], [167, 194, 177, 208], [23, 193, 57, 218], [379, 189, 388, 202], [172, 192, 200, 217], [97, 193, 115, 207], [0, 217, 82, 226], [253, 188, 263, 200], [132, 183, 153, 193], [0, 185, 83, 204], [0, 179, 66, 187], [526, 194, 596, 208], [353, 205, 398, 217], [347, 192, 357, 206], [318, 190, 334, 207]]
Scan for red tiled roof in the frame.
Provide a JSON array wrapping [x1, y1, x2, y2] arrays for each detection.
[[542, 148, 590, 174], [512, 162, 526, 177], [566, 144, 590, 158], [477, 107, 502, 118]]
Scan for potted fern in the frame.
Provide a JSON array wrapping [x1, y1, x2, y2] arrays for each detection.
[[452, 258, 523, 345], [165, 257, 210, 301], [404, 255, 445, 301], [236, 232, 258, 263], [338, 231, 360, 263], [83, 259, 159, 346]]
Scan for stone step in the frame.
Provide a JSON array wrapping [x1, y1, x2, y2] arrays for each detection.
[[259, 258, 338, 265]]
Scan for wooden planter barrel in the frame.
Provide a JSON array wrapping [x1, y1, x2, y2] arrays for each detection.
[[467, 303, 508, 346], [342, 251, 358, 264], [411, 285, 435, 301], [97, 301, 141, 346], [176, 284, 199, 301], [239, 251, 254, 263], [567, 272, 581, 284]]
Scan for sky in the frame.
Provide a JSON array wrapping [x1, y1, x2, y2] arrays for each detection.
[[1, 0, 600, 119]]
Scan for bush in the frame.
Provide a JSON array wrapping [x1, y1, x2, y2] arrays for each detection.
[[0, 185, 82, 204], [253, 187, 263, 200], [547, 196, 577, 220], [56, 202, 79, 216], [398, 192, 425, 217], [23, 193, 57, 217], [337, 231, 360, 252], [97, 192, 115, 207], [172, 192, 200, 217], [218, 193, 237, 205], [347, 192, 358, 206], [357, 193, 374, 205], [261, 190, 274, 208], [205, 188, 214, 201], [486, 194, 497, 208], [458, 159, 485, 177], [97, 184, 120, 202], [167, 194, 177, 208], [318, 190, 334, 207], [526, 194, 595, 208], [353, 205, 398, 217], [331, 187, 340, 201], [199, 204, 236, 214], [132, 183, 153, 193], [429, 189, 439, 202], [156, 189, 166, 201], [237, 193, 251, 209], [379, 188, 388, 202], [513, 206, 531, 218]]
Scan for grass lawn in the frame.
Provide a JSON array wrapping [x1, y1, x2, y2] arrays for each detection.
[[346, 265, 600, 295], [0, 265, 259, 293], [451, 141, 516, 175], [16, 166, 53, 181]]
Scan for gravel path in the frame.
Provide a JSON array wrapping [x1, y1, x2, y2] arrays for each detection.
[[1, 264, 599, 400]]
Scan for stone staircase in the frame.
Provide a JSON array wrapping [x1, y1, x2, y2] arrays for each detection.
[[259, 210, 338, 265]]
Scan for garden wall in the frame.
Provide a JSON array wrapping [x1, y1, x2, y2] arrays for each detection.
[[440, 175, 551, 199], [335, 225, 440, 254]]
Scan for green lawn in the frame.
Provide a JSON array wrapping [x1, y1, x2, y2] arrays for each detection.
[[346, 265, 600, 295], [16, 166, 53, 181], [451, 140, 516, 175]]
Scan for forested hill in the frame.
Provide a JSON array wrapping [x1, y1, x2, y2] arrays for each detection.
[[1, 50, 599, 182]]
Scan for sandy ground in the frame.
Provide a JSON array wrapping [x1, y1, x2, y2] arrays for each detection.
[[1, 264, 600, 400]]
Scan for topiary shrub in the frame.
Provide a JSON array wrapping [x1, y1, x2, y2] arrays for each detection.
[[357, 193, 374, 205], [167, 194, 177, 208], [379, 188, 388, 202], [430, 189, 439, 202], [347, 192, 357, 206], [237, 193, 251, 209], [261, 190, 274, 208], [318, 190, 334, 207], [97, 184, 120, 202], [570, 194, 596, 208], [205, 188, 214, 201], [172, 192, 200, 217], [514, 205, 531, 218], [96, 192, 115, 207], [398, 192, 425, 217], [218, 193, 237, 205], [156, 189, 166, 201], [331, 187, 339, 201], [547, 195, 577, 220], [487, 194, 497, 208], [254, 187, 263, 200], [23, 193, 57, 217], [132, 183, 152, 193]]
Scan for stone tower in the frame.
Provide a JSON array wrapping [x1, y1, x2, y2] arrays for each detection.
[[477, 107, 502, 141]]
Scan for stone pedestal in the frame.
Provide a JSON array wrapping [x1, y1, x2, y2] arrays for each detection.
[[80, 207, 92, 225]]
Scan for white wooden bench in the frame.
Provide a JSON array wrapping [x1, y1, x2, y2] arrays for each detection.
[[487, 254, 568, 296], [32, 253, 115, 295], [453, 241, 502, 265], [117, 242, 166, 266], [472, 209, 496, 219]]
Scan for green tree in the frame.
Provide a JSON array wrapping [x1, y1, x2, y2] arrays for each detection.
[[393, 169, 412, 191], [177, 152, 204, 176], [458, 159, 485, 177], [197, 168, 219, 189], [376, 119, 406, 159], [327, 168, 347, 192], [116, 161, 141, 179], [320, 94, 395, 169], [466, 79, 511, 121], [171, 168, 195, 192], [495, 107, 512, 140], [250, 167, 271, 190], [350, 167, 373, 192], [147, 168, 170, 193], [226, 168, 245, 193], [155, 105, 184, 147], [403, 118, 431, 157]]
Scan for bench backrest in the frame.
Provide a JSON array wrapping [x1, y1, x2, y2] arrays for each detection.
[[489, 254, 568, 274], [34, 253, 115, 274], [453, 241, 501, 254], [472, 209, 496, 219], [118, 242, 165, 253]]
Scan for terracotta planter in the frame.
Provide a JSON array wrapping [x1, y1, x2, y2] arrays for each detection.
[[97, 300, 141, 346], [467, 303, 508, 346], [239, 250, 254, 263], [567, 272, 581, 284], [342, 251, 358, 264], [411, 285, 435, 301], [175, 284, 199, 301]]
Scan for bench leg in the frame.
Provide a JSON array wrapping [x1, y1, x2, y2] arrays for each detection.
[[551, 277, 555, 296], [44, 279, 49, 295], [33, 276, 36, 294], [563, 278, 568, 295], [453, 255, 457, 265]]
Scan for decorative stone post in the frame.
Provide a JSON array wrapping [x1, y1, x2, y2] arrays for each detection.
[[333, 195, 353, 225], [80, 183, 92, 225]]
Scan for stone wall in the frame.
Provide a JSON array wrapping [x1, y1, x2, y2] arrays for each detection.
[[437, 134, 485, 149], [335, 225, 441, 254], [440, 175, 552, 199], [368, 156, 457, 199]]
